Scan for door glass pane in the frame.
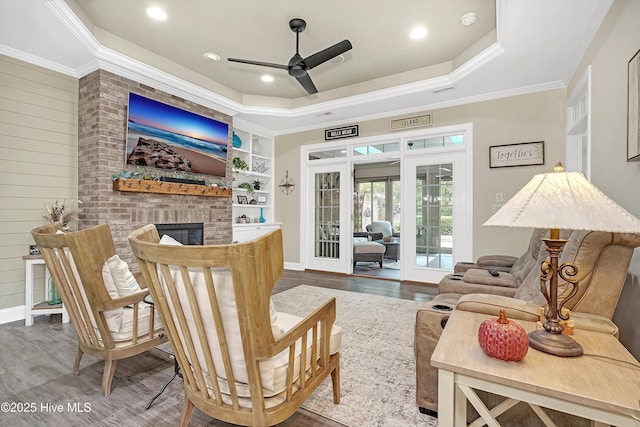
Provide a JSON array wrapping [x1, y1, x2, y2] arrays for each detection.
[[408, 134, 464, 149], [315, 172, 340, 258], [392, 179, 401, 233], [371, 182, 386, 222], [354, 182, 371, 232], [353, 142, 400, 156], [309, 148, 347, 160], [415, 163, 453, 269]]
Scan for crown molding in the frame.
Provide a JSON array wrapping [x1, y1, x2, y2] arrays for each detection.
[[0, 44, 80, 77], [43, 0, 513, 124], [272, 80, 566, 135], [45, 0, 242, 117]]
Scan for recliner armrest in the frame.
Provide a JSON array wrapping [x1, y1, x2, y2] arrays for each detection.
[[572, 312, 619, 337], [455, 293, 541, 322], [453, 262, 512, 273], [476, 255, 518, 268], [455, 294, 620, 337]]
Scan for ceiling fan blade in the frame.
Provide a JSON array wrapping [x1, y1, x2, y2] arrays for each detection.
[[295, 73, 318, 95], [227, 58, 288, 70], [303, 40, 352, 69]]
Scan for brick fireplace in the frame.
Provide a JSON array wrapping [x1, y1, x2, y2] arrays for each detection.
[[78, 69, 233, 265]]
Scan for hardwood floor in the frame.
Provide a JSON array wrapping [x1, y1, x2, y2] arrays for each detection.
[[276, 269, 438, 302], [0, 269, 438, 427]]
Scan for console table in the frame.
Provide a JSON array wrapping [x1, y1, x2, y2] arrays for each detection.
[[23, 255, 70, 326], [432, 310, 640, 426]]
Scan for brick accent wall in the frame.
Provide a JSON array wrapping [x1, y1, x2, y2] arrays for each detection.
[[78, 69, 232, 265]]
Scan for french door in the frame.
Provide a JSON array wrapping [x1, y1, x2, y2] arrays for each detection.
[[403, 152, 471, 283], [304, 162, 351, 273]]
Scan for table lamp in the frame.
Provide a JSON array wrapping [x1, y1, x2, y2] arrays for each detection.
[[483, 163, 640, 356]]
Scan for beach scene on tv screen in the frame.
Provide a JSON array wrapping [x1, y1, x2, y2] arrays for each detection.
[[125, 93, 229, 177]]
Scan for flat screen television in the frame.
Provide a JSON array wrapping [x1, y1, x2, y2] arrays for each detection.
[[125, 92, 229, 177]]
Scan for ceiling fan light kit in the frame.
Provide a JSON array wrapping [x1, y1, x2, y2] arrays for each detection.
[[228, 18, 352, 95]]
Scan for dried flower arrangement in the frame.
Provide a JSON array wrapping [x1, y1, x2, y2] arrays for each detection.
[[43, 199, 80, 230]]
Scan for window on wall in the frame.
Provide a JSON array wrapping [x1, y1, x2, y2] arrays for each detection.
[[353, 141, 400, 156], [354, 177, 400, 232], [408, 134, 464, 150]]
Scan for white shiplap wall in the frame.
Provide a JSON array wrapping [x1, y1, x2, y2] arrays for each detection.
[[0, 55, 78, 321]]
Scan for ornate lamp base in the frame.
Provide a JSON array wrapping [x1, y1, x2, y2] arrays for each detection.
[[528, 330, 583, 357]]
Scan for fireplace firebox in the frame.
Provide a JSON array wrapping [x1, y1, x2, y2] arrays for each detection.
[[155, 223, 204, 245]]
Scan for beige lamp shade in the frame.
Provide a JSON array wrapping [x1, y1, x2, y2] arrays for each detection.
[[483, 171, 640, 233]]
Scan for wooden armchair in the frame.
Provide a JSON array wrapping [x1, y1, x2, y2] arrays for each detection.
[[31, 223, 166, 396], [128, 225, 341, 427]]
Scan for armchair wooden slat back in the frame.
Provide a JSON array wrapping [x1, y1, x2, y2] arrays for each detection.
[[31, 223, 101, 347], [128, 224, 340, 427], [31, 223, 167, 396]]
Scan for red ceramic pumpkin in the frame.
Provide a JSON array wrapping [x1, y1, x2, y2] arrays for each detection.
[[478, 309, 528, 361]]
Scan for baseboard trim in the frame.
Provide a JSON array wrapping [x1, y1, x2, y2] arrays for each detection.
[[284, 262, 304, 271], [0, 305, 25, 325]]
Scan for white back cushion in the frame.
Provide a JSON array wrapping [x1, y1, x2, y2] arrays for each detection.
[[103, 254, 142, 298], [371, 221, 393, 237], [158, 232, 282, 390]]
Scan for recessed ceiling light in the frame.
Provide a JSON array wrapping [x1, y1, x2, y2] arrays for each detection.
[[329, 55, 345, 64], [461, 12, 477, 26], [146, 6, 167, 21], [261, 75, 274, 83], [203, 52, 220, 62], [409, 26, 427, 40]]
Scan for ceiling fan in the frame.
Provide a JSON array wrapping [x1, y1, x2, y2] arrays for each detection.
[[227, 18, 352, 95]]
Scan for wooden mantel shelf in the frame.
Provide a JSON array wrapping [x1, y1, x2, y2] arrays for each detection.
[[112, 178, 232, 198]]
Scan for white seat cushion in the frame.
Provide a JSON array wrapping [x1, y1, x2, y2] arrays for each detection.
[[110, 305, 163, 342], [214, 311, 341, 404], [353, 241, 385, 254]]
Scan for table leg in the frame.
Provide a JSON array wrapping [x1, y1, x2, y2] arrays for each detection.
[[438, 369, 455, 426], [25, 260, 35, 326]]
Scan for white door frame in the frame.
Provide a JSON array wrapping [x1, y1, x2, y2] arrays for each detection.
[[402, 149, 472, 284], [299, 123, 473, 282], [303, 161, 351, 273]]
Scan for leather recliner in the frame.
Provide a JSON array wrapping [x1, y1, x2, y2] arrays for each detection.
[[452, 228, 547, 273], [415, 230, 640, 423], [438, 228, 553, 297]]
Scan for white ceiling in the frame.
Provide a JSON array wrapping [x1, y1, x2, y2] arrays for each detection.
[[0, 0, 613, 134]]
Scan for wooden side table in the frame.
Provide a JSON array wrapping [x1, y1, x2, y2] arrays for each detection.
[[23, 255, 70, 326], [432, 310, 640, 426]]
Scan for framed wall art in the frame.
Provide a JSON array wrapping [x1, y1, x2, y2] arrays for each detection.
[[628, 48, 640, 161], [237, 195, 248, 204], [489, 141, 544, 168]]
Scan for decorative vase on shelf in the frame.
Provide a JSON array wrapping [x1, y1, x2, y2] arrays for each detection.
[[259, 208, 266, 223], [252, 139, 261, 155], [232, 132, 242, 148]]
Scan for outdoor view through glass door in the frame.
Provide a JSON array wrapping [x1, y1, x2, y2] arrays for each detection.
[[303, 123, 471, 280], [403, 151, 469, 284], [354, 179, 401, 232], [415, 163, 453, 270]]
